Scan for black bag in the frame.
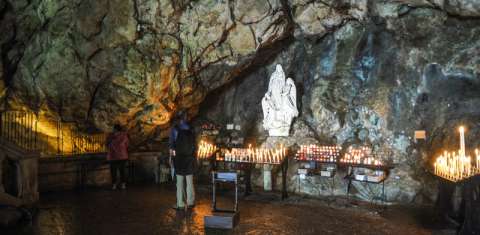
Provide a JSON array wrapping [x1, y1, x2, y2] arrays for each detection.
[[174, 128, 195, 156], [174, 128, 196, 175]]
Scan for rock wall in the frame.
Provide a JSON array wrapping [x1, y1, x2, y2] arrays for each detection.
[[195, 1, 480, 203], [0, 0, 292, 143], [1, 0, 480, 202]]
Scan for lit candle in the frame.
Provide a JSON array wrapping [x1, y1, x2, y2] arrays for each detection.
[[459, 126, 466, 158]]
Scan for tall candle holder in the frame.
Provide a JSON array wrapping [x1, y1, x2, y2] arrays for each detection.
[[434, 150, 472, 182], [433, 126, 480, 182]]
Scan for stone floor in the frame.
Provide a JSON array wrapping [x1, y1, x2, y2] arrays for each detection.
[[2, 184, 456, 235]]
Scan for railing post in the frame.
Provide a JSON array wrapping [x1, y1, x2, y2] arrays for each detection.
[[34, 114, 38, 152], [13, 112, 16, 146], [0, 111, 3, 140], [60, 122, 63, 155], [29, 112, 33, 150], [21, 112, 25, 149], [57, 119, 60, 155], [7, 112, 10, 141], [71, 127, 74, 155]]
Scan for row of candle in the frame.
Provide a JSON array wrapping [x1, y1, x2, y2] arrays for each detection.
[[434, 151, 471, 181], [197, 140, 217, 159], [434, 149, 480, 182], [433, 126, 480, 182], [295, 145, 341, 162], [220, 145, 287, 164], [338, 146, 384, 166], [295, 145, 385, 166], [197, 142, 386, 166]]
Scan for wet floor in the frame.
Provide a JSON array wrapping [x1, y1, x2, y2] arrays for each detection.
[[2, 184, 454, 235]]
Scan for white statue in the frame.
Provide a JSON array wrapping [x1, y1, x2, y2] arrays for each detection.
[[262, 64, 298, 136]]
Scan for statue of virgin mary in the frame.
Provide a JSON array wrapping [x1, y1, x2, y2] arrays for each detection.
[[261, 64, 298, 136]]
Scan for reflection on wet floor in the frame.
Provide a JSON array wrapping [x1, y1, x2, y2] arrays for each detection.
[[2, 184, 450, 235]]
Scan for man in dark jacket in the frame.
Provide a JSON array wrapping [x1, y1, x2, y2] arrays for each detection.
[[169, 111, 196, 210]]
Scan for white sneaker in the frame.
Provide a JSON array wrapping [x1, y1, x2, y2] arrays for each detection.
[[112, 184, 117, 190], [120, 183, 126, 190]]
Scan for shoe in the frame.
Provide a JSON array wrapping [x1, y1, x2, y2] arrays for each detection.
[[187, 204, 195, 209], [120, 183, 126, 190], [112, 184, 117, 190]]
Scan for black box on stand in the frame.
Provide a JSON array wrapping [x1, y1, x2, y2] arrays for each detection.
[[204, 172, 240, 229]]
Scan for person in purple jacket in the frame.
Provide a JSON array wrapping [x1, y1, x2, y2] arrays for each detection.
[[107, 124, 129, 190]]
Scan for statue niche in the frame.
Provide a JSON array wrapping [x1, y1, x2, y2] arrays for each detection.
[[261, 64, 298, 136]]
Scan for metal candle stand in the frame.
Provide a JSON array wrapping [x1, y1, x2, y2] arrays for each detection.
[[204, 171, 240, 229], [214, 156, 290, 200], [198, 146, 290, 200], [211, 172, 238, 213], [294, 146, 394, 204], [295, 146, 340, 196], [434, 174, 480, 234], [342, 164, 393, 204], [295, 160, 337, 195]]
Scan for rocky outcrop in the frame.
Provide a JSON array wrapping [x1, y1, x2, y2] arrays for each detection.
[[0, 0, 479, 202], [0, 0, 292, 143], [195, 2, 480, 202], [399, 0, 480, 17]]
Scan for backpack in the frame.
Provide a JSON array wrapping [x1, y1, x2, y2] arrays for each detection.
[[174, 128, 195, 156]]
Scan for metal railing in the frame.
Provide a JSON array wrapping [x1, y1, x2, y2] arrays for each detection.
[[70, 132, 107, 155], [0, 110, 106, 156], [0, 111, 38, 151]]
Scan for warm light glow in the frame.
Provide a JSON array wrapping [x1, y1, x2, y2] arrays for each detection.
[[219, 145, 287, 164], [5, 112, 105, 155], [295, 144, 341, 162], [433, 125, 480, 182], [197, 140, 217, 159], [434, 150, 474, 182], [339, 146, 384, 166]]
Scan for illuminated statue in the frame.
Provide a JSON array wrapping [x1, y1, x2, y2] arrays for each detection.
[[262, 64, 298, 136]]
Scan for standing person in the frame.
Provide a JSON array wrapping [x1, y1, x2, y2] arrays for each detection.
[[107, 124, 129, 190], [169, 111, 196, 210]]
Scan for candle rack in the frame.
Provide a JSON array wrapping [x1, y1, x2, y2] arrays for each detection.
[[216, 146, 288, 165], [293, 144, 394, 203], [197, 140, 218, 160], [294, 145, 341, 163], [338, 146, 391, 169], [433, 150, 480, 182], [432, 126, 480, 182], [213, 145, 290, 199]]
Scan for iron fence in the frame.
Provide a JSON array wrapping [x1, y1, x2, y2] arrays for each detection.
[[0, 111, 38, 151], [0, 110, 106, 156]]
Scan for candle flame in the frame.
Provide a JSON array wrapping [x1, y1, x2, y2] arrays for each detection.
[[295, 144, 341, 162], [221, 146, 287, 164]]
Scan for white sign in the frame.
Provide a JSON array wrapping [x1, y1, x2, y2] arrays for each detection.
[[261, 64, 298, 136]]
